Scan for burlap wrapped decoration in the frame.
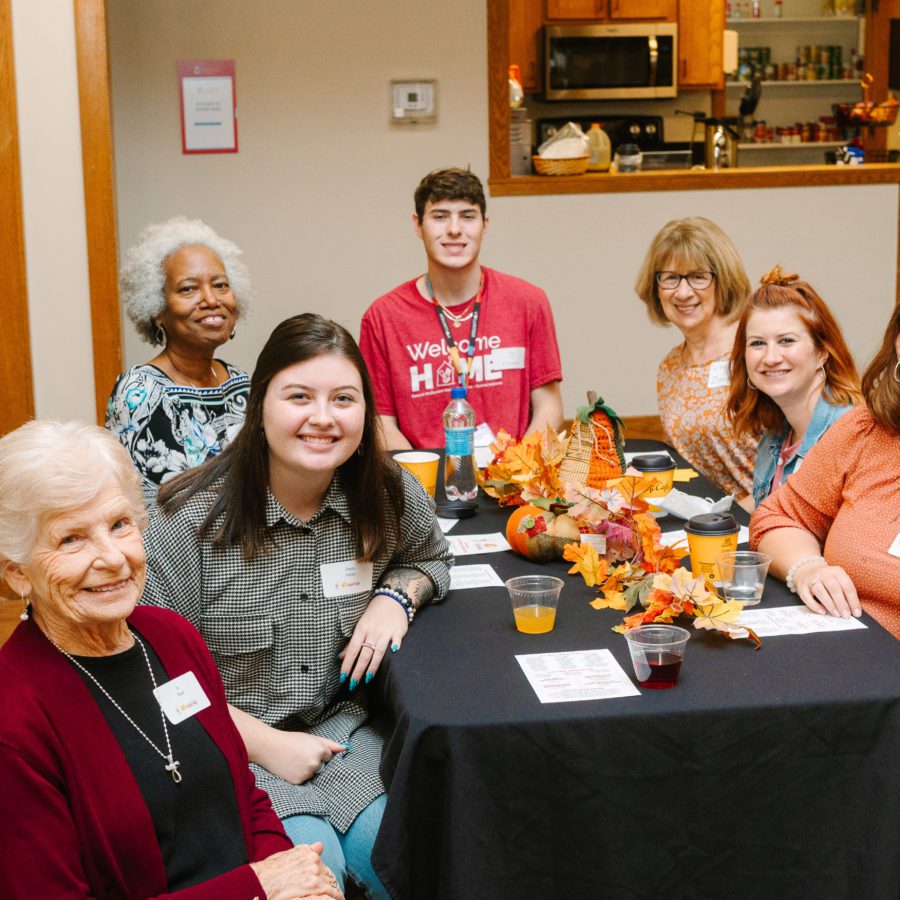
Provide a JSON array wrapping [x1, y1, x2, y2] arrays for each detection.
[[558, 391, 626, 489]]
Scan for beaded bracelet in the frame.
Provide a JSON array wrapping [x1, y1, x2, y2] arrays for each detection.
[[375, 587, 416, 624], [785, 555, 827, 594]]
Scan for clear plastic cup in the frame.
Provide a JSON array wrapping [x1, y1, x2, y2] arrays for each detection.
[[624, 624, 690, 689], [717, 550, 771, 606], [505, 575, 564, 634]]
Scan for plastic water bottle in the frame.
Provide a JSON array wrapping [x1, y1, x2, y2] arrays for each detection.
[[443, 387, 478, 501]]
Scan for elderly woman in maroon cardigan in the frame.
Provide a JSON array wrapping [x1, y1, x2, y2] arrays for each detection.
[[0, 420, 343, 900]]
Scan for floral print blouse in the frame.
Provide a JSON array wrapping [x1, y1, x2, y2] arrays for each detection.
[[105, 362, 249, 505], [657, 345, 756, 498]]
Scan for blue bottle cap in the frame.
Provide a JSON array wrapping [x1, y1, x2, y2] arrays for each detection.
[[451, 387, 467, 399]]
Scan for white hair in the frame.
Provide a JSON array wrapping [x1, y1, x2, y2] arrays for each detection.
[[0, 420, 147, 567], [120, 216, 254, 345]]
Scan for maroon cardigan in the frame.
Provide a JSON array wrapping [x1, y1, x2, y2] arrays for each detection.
[[0, 606, 292, 899]]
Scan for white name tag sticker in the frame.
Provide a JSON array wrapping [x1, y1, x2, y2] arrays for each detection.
[[888, 531, 900, 558], [320, 560, 374, 598], [153, 671, 211, 725], [581, 533, 607, 554], [490, 347, 525, 371], [707, 359, 730, 389]]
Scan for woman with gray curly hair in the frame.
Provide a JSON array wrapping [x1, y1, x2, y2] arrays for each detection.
[[106, 216, 253, 505]]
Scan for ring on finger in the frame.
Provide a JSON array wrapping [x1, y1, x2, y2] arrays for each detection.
[[362, 640, 376, 650], [809, 580, 822, 589]]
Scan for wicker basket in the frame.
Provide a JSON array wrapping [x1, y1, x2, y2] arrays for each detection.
[[532, 155, 590, 176]]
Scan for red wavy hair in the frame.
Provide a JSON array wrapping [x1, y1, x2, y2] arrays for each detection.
[[727, 267, 862, 437]]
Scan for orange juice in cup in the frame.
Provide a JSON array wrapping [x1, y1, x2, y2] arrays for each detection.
[[684, 513, 740, 588]]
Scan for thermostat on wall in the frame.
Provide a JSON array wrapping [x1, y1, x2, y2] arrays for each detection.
[[390, 80, 437, 125]]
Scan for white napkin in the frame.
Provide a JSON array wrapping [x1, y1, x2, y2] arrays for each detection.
[[655, 489, 734, 520]]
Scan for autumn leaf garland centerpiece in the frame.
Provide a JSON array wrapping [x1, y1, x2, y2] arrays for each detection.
[[562, 478, 760, 647]]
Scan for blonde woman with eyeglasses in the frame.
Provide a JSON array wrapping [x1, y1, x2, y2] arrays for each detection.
[[635, 217, 757, 511]]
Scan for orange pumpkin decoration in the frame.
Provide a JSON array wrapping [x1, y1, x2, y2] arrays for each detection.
[[506, 504, 581, 561]]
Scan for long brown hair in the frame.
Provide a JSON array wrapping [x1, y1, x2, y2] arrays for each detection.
[[861, 300, 900, 434], [157, 314, 404, 560], [727, 267, 862, 437]]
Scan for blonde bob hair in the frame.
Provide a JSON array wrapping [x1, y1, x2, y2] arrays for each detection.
[[120, 216, 254, 345], [634, 217, 750, 326], [0, 421, 146, 567]]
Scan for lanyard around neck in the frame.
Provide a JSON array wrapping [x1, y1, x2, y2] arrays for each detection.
[[425, 269, 484, 389]]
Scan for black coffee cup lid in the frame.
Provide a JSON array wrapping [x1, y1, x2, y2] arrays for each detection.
[[630, 454, 675, 472], [435, 500, 478, 519], [685, 512, 739, 535]]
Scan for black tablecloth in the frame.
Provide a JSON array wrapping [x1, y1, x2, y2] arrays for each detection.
[[372, 443, 900, 900]]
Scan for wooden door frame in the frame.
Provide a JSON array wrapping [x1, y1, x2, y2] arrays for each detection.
[[0, 0, 34, 438], [74, 0, 122, 423]]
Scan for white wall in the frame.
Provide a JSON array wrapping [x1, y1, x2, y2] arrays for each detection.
[[11, 0, 95, 421], [108, 0, 897, 418]]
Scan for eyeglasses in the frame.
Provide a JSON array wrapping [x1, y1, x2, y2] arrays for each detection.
[[656, 271, 716, 291]]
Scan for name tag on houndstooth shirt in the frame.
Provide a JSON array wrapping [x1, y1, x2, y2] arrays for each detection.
[[321, 559, 374, 597]]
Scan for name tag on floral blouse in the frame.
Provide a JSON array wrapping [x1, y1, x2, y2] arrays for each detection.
[[707, 359, 730, 389], [889, 531, 900, 558], [321, 560, 374, 597], [153, 672, 211, 725]]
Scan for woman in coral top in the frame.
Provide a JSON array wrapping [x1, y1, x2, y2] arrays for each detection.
[[726, 266, 862, 508], [751, 301, 900, 639], [635, 217, 757, 510]]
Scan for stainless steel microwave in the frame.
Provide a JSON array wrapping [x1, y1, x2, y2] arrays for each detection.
[[544, 23, 678, 101]]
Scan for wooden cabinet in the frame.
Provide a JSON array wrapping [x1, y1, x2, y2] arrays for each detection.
[[546, 0, 606, 18], [678, 0, 725, 90], [610, 0, 677, 20], [546, 0, 675, 19], [509, 0, 544, 92]]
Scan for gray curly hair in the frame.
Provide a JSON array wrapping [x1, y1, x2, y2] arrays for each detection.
[[120, 216, 254, 345]]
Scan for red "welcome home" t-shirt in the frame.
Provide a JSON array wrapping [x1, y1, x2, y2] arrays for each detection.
[[359, 267, 563, 448]]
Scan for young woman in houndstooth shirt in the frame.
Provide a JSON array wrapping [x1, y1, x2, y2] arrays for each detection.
[[143, 314, 453, 899]]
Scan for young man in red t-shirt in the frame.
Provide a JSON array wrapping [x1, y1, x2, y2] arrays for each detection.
[[359, 168, 564, 450]]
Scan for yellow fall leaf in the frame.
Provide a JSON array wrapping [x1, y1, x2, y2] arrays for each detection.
[[590, 590, 628, 611], [693, 599, 745, 629], [563, 542, 608, 587]]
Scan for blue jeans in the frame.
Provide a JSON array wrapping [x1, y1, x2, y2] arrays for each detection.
[[282, 794, 390, 899]]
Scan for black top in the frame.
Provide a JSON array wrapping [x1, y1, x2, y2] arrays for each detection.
[[72, 633, 247, 891]]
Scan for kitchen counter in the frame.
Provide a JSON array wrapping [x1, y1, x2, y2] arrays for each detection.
[[489, 163, 900, 196]]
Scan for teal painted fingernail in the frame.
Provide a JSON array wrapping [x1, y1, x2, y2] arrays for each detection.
[[365, 672, 373, 684], [391, 643, 399, 653], [339, 672, 347, 684], [342, 743, 352, 750], [349, 678, 358, 691]]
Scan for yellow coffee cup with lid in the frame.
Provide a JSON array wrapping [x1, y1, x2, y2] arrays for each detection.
[[630, 454, 676, 514], [684, 513, 740, 587]]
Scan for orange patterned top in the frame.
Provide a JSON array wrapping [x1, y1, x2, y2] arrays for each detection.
[[751, 406, 900, 639], [657, 345, 756, 497]]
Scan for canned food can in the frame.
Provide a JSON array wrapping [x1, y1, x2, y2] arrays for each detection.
[[807, 63, 818, 81], [786, 63, 797, 80], [764, 63, 776, 80], [796, 45, 809, 65]]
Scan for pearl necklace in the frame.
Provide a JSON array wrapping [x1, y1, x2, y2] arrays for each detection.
[[49, 632, 183, 783]]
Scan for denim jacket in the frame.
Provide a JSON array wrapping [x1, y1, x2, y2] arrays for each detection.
[[752, 395, 853, 507]]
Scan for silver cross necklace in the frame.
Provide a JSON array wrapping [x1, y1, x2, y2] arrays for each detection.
[[49, 631, 183, 783]]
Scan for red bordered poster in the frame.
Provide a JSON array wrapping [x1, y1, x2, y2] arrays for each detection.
[[178, 59, 238, 154]]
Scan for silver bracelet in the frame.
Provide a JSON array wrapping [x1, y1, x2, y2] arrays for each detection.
[[786, 555, 826, 594]]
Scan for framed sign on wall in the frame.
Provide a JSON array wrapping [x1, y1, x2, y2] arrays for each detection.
[[178, 59, 237, 154]]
